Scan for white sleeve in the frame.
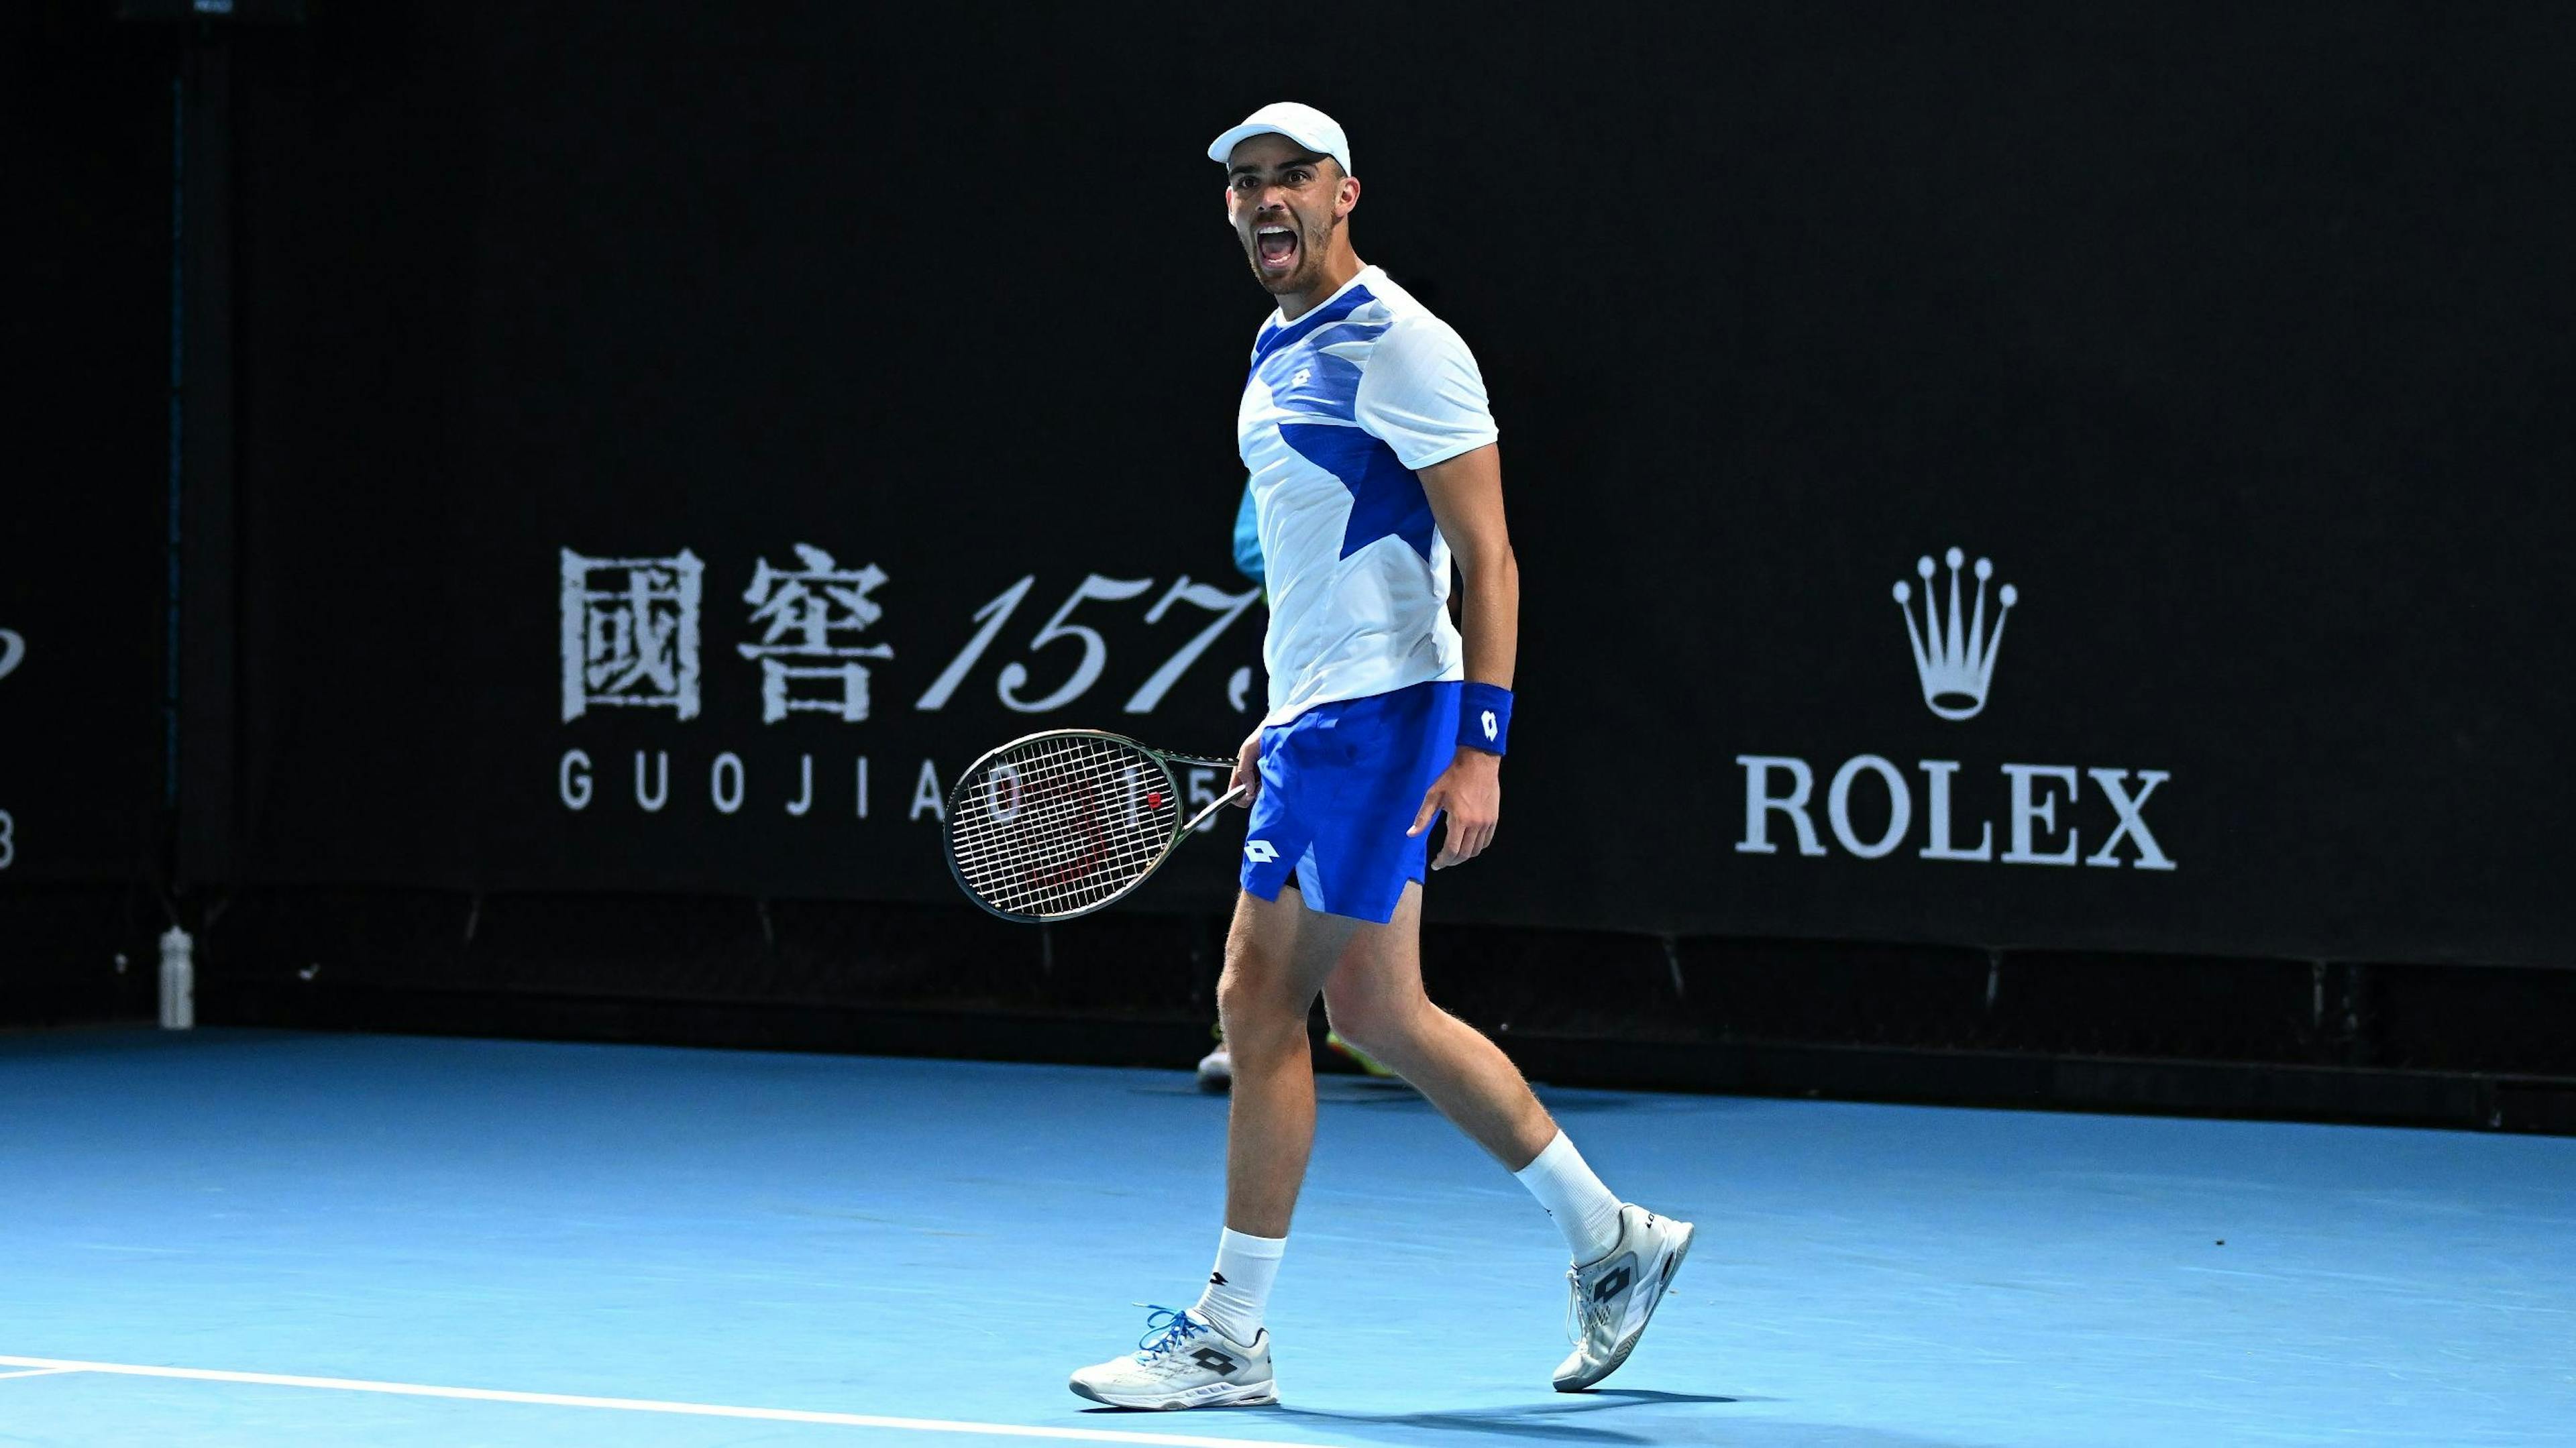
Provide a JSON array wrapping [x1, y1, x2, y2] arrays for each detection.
[[1352, 315, 1499, 470]]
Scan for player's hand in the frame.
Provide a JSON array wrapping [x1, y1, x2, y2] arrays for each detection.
[[1409, 748, 1501, 869], [1230, 729, 1262, 807]]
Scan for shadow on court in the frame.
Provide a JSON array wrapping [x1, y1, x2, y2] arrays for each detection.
[[1088, 1389, 1991, 1448], [1274, 1388, 1735, 1444]]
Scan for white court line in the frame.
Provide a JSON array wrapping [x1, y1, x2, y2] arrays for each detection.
[[0, 1368, 83, 1380], [0, 1355, 1320, 1447]]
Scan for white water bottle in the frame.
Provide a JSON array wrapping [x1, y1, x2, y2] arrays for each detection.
[[159, 927, 195, 1030]]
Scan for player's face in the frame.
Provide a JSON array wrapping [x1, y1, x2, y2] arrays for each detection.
[[1224, 136, 1350, 296]]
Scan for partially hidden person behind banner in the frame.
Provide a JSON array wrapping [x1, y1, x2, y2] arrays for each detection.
[[1069, 103, 1693, 1410], [1197, 481, 1399, 1093]]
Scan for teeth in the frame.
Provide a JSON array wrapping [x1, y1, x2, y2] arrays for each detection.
[[1258, 227, 1292, 236]]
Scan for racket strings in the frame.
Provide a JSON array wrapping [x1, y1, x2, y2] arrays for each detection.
[[947, 734, 1185, 918], [960, 761, 1169, 913]]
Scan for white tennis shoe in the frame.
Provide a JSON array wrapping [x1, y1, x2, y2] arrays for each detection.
[[1554, 1203, 1694, 1392], [1068, 1306, 1276, 1410]]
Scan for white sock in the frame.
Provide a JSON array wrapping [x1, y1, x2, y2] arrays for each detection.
[[1515, 1131, 1626, 1264], [1192, 1227, 1285, 1345]]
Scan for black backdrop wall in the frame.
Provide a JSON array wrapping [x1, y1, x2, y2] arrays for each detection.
[[4, 6, 176, 1023], [8, 7, 168, 887], [15, 4, 2576, 988]]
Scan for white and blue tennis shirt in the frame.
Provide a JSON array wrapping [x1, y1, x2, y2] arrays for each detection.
[[1238, 265, 1500, 726]]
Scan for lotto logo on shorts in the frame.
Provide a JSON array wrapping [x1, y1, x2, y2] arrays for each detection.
[[1244, 840, 1279, 863]]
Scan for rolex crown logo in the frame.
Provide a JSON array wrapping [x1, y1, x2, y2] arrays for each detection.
[[1892, 547, 2017, 721]]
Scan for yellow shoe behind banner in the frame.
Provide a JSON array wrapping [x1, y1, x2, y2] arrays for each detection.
[[1325, 1030, 1397, 1078]]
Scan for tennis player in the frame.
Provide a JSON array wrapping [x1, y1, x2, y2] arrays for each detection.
[[1069, 103, 1693, 1409]]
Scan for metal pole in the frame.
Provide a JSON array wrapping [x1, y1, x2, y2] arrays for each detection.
[[173, 29, 236, 889]]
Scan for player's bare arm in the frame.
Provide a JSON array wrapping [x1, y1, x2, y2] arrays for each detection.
[[1407, 441, 1516, 869]]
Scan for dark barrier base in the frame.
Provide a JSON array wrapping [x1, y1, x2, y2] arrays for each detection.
[[0, 884, 165, 1027], [160, 887, 2576, 1137], [199, 975, 2576, 1135]]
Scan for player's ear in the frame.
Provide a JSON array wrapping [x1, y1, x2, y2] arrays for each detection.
[[1338, 173, 1360, 220]]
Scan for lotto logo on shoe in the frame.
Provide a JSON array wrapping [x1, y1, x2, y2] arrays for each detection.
[[1191, 1349, 1239, 1373], [1244, 840, 1279, 863], [1593, 1264, 1633, 1302]]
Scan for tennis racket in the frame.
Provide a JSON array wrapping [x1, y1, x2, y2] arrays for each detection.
[[943, 729, 1246, 923]]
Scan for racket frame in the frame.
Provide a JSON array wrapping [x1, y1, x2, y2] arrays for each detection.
[[942, 728, 1246, 924]]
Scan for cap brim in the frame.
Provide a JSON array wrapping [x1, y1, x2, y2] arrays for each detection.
[[1208, 122, 1334, 167]]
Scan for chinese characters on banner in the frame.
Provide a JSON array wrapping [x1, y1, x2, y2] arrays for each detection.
[[738, 544, 894, 723], [561, 545, 1256, 730], [560, 550, 705, 721], [553, 544, 1258, 829]]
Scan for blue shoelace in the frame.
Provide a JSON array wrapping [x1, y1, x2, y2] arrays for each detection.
[[1132, 1304, 1210, 1363]]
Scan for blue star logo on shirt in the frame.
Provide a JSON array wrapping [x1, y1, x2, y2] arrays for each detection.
[[1254, 291, 1433, 562], [1278, 423, 1437, 561]]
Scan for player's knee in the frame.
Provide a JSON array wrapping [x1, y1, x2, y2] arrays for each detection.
[[1217, 952, 1305, 1053], [1321, 979, 1428, 1064]]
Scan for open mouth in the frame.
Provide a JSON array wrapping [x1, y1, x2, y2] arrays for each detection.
[[1255, 224, 1300, 274]]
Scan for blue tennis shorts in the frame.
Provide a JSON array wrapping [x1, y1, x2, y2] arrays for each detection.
[[1240, 679, 1462, 924]]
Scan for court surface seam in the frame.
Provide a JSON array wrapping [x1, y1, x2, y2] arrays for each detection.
[[0, 1355, 1332, 1447]]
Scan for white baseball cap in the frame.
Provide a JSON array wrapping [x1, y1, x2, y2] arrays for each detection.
[[1207, 102, 1352, 177]]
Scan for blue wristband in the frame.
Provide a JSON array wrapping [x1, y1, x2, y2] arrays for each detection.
[[1458, 682, 1513, 755]]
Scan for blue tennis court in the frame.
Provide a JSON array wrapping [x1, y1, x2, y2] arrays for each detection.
[[2, 1027, 2566, 1446]]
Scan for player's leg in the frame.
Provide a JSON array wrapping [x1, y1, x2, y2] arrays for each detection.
[[1316, 880, 1553, 1164], [1287, 685, 1566, 1182], [1067, 889, 1354, 1410], [1069, 722, 1353, 1411], [1318, 885, 1697, 1393], [1215, 883, 1364, 1237]]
